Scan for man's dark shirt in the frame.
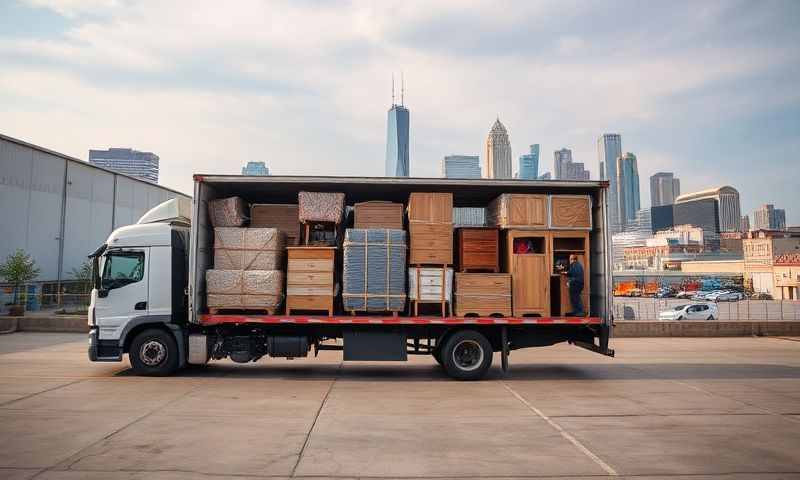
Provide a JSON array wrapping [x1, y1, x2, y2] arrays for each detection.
[[567, 262, 584, 290]]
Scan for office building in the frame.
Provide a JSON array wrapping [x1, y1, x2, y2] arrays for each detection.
[[650, 172, 681, 207], [616, 152, 640, 226], [741, 215, 750, 232], [442, 155, 481, 179], [553, 148, 590, 180], [611, 208, 653, 269], [241, 161, 269, 176], [752, 204, 786, 231], [675, 186, 741, 233], [484, 117, 512, 179], [385, 78, 410, 177], [597, 133, 622, 229], [518, 144, 539, 179], [89, 147, 159, 183]]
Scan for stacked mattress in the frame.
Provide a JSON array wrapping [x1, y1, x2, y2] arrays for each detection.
[[213, 228, 285, 270], [342, 229, 407, 312], [208, 196, 248, 227], [206, 270, 284, 310]]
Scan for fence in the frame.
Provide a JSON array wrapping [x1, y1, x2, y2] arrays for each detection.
[[1, 289, 90, 315], [613, 297, 800, 321]]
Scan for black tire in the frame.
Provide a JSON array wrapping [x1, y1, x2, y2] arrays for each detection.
[[129, 328, 179, 376], [707, 315, 715, 320], [432, 349, 444, 367], [441, 330, 493, 381]]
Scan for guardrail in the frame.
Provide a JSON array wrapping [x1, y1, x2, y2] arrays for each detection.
[[613, 297, 800, 321]]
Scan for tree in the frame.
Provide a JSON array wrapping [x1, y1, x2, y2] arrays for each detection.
[[0, 250, 40, 306], [70, 260, 93, 294]]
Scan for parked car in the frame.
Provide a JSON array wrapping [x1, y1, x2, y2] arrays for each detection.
[[708, 291, 744, 302], [655, 288, 675, 298], [690, 291, 717, 301], [675, 290, 695, 299], [659, 303, 718, 321], [624, 288, 643, 297], [749, 292, 774, 300]]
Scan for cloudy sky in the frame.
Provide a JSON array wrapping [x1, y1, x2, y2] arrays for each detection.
[[1, 0, 798, 223]]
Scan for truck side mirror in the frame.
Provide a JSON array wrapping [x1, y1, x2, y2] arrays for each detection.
[[98, 288, 109, 298]]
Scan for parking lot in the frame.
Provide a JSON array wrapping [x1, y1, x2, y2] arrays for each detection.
[[614, 297, 800, 321], [0, 332, 799, 479]]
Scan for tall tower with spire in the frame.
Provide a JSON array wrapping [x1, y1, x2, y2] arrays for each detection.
[[385, 74, 410, 177], [484, 117, 512, 179]]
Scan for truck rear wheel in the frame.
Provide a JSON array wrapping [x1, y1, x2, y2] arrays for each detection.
[[129, 328, 179, 376], [442, 330, 492, 381]]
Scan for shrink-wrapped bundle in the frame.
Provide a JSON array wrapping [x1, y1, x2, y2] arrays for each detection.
[[342, 229, 407, 312], [208, 197, 248, 227], [206, 270, 284, 310], [298, 191, 345, 224], [453, 207, 487, 227], [213, 228, 285, 271]]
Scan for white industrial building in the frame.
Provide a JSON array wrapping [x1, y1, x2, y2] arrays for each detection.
[[0, 133, 190, 297]]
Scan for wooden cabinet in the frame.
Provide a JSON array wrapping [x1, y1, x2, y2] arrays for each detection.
[[504, 230, 550, 316], [354, 201, 404, 229], [409, 222, 453, 265], [550, 195, 592, 230], [457, 227, 499, 272], [454, 273, 511, 317], [286, 247, 336, 316], [407, 192, 453, 223], [488, 194, 548, 229]]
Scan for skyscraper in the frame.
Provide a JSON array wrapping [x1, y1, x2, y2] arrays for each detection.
[[553, 148, 590, 180], [650, 172, 681, 207], [241, 161, 269, 176], [385, 76, 409, 177], [616, 152, 641, 226], [752, 204, 787, 230], [598, 133, 622, 229], [89, 147, 159, 183], [518, 144, 539, 180], [442, 155, 481, 179], [484, 117, 512, 179], [675, 186, 741, 233], [741, 215, 750, 232]]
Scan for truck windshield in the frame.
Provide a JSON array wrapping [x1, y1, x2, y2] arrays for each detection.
[[102, 252, 145, 290]]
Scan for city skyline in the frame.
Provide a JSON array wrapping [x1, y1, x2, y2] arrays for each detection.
[[1, 2, 798, 223], [89, 147, 159, 183]]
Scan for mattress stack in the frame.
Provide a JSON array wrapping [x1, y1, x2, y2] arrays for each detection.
[[342, 229, 407, 312], [206, 227, 286, 312], [298, 191, 346, 224], [208, 196, 248, 227]]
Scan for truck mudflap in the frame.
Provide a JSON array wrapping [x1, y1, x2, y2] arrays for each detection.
[[88, 327, 123, 362], [572, 323, 615, 357]]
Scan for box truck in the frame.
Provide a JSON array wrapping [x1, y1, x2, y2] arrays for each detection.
[[88, 175, 614, 380]]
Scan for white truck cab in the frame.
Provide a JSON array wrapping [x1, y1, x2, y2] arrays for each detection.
[[88, 199, 191, 375]]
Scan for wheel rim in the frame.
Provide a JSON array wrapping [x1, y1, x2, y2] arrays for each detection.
[[452, 340, 484, 372], [140, 340, 167, 367]]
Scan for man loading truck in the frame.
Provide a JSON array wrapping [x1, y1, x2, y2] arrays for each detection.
[[565, 254, 585, 317]]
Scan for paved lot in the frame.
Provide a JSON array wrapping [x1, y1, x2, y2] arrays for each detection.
[[613, 297, 800, 321], [0, 333, 799, 479]]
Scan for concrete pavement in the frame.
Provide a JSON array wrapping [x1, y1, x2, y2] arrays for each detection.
[[0, 333, 799, 479]]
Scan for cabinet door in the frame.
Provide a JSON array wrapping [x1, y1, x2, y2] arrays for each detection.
[[512, 254, 548, 312]]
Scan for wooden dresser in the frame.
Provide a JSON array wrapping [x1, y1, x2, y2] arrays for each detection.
[[457, 227, 499, 272], [286, 246, 336, 316], [454, 273, 511, 317]]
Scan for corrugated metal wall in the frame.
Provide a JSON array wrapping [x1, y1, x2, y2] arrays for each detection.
[[0, 135, 190, 283]]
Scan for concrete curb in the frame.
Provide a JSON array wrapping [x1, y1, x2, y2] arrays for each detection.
[[0, 316, 87, 334], [614, 320, 800, 337]]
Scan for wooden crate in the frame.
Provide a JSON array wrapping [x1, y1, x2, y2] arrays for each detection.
[[457, 227, 498, 272], [407, 192, 453, 223], [354, 201, 404, 229], [504, 230, 550, 317], [250, 204, 301, 246], [550, 195, 592, 230], [409, 222, 453, 265], [454, 273, 511, 317], [286, 246, 336, 316], [487, 194, 548, 229]]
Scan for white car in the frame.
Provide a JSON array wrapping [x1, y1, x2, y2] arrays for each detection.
[[707, 291, 743, 302], [659, 303, 718, 321]]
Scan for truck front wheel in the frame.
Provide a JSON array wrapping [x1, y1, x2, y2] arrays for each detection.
[[442, 331, 492, 381], [129, 328, 179, 376]]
